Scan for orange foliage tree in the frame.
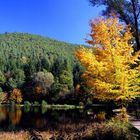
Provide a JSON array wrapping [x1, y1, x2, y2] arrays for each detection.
[[76, 17, 140, 104], [10, 88, 23, 103]]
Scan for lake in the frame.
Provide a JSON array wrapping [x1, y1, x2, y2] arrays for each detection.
[[0, 105, 114, 131]]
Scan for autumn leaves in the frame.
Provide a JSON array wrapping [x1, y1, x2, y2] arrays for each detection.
[[76, 16, 140, 104]]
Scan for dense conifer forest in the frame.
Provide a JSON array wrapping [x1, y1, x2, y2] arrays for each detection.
[[0, 32, 85, 104]]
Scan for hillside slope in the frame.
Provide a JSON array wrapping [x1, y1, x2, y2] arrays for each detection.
[[0, 32, 80, 72], [0, 32, 88, 104]]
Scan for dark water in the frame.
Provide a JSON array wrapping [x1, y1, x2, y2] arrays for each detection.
[[128, 106, 140, 120], [0, 105, 114, 131]]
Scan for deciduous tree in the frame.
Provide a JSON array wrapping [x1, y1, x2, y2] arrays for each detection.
[[76, 17, 140, 104], [33, 70, 54, 94], [89, 0, 140, 51], [10, 88, 23, 103]]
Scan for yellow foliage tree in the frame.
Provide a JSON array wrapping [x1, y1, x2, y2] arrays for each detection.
[[76, 17, 140, 103]]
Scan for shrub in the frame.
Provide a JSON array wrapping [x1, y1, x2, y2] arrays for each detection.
[[96, 111, 106, 122], [113, 107, 128, 122], [91, 121, 137, 140]]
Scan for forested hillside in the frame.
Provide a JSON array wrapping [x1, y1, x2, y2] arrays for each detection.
[[0, 32, 78, 72], [0, 32, 84, 104]]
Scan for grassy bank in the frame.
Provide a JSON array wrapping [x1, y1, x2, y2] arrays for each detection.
[[0, 120, 139, 140]]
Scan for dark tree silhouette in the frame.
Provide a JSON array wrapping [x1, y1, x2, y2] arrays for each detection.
[[89, 0, 140, 51]]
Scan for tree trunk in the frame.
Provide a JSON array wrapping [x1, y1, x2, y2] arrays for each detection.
[[131, 0, 140, 51]]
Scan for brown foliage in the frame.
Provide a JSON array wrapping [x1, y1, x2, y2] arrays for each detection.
[[10, 88, 23, 103]]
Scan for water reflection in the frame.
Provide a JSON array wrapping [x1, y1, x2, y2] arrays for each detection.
[[0, 105, 113, 131], [9, 108, 22, 125], [0, 107, 7, 122]]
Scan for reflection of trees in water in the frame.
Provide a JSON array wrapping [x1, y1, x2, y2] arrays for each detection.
[[0, 106, 113, 131], [9, 108, 22, 126], [24, 105, 31, 113], [41, 107, 47, 114], [25, 110, 89, 130], [0, 107, 7, 122]]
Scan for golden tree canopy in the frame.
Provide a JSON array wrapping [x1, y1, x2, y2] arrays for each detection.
[[76, 17, 140, 102]]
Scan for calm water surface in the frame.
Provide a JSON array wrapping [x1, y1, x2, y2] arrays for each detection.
[[0, 105, 114, 131], [128, 106, 140, 120]]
